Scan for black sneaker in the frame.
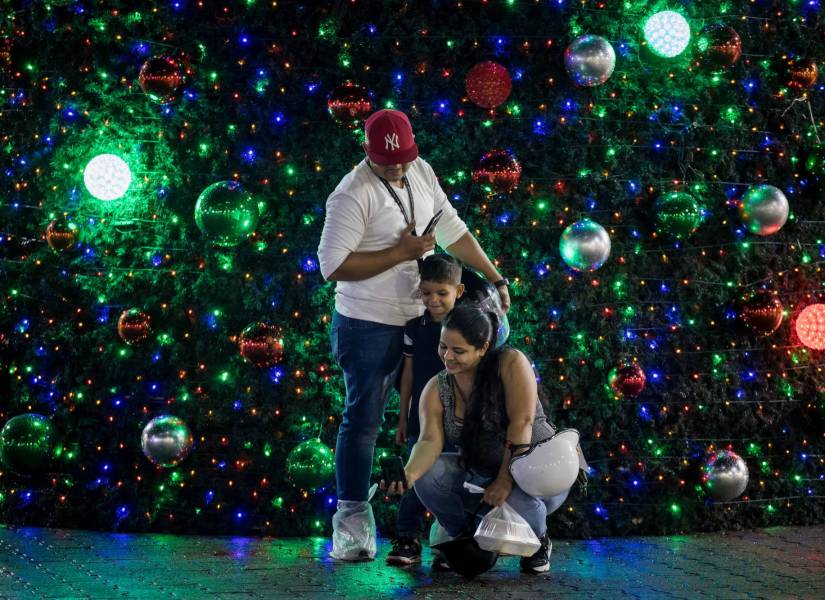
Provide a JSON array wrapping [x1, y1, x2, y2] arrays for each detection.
[[387, 536, 422, 566], [519, 533, 552, 574]]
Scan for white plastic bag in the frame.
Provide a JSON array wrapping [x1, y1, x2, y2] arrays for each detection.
[[331, 483, 378, 560], [463, 482, 541, 557]]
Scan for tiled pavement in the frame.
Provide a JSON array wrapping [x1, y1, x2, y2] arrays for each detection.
[[1, 525, 823, 599]]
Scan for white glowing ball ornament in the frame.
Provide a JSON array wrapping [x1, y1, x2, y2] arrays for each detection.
[[83, 154, 132, 201], [643, 11, 691, 58]]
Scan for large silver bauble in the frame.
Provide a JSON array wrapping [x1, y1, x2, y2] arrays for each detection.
[[564, 35, 616, 87], [739, 184, 789, 236], [559, 219, 611, 271], [141, 415, 194, 467], [704, 450, 749, 501]]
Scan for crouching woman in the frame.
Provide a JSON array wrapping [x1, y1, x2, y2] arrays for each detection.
[[403, 304, 572, 574]]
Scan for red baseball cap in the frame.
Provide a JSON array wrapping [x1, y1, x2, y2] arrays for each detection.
[[364, 109, 419, 165]]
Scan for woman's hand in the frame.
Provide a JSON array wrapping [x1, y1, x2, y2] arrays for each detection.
[[379, 462, 418, 496], [483, 476, 513, 507], [380, 468, 419, 498], [383, 481, 406, 496], [404, 468, 421, 492]]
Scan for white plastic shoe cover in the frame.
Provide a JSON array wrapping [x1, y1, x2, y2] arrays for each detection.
[[331, 483, 378, 560]]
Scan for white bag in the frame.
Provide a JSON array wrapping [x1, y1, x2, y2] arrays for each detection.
[[331, 483, 378, 560], [463, 482, 541, 557]]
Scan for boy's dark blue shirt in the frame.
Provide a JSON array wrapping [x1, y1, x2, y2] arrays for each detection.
[[402, 310, 444, 441]]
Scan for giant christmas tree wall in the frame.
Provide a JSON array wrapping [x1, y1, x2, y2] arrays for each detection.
[[1, 0, 824, 537]]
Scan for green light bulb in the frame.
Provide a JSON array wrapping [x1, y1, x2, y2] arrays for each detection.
[[643, 11, 690, 58], [83, 154, 132, 201]]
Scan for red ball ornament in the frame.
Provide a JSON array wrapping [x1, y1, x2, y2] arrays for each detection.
[[795, 304, 825, 350], [239, 322, 285, 368], [465, 61, 512, 109], [739, 291, 783, 336], [326, 82, 373, 128], [610, 363, 646, 397], [784, 58, 819, 90], [46, 218, 77, 252], [118, 309, 152, 345], [695, 24, 742, 70], [139, 55, 184, 104], [472, 149, 522, 194]]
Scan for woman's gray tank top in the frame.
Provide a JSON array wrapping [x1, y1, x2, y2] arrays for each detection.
[[437, 369, 555, 475]]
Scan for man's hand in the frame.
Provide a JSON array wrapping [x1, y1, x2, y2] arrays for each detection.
[[482, 476, 513, 508], [496, 284, 511, 313], [396, 222, 435, 261], [395, 419, 408, 446]]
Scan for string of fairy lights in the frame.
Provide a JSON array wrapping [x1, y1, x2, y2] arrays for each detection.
[[0, 1, 823, 535]]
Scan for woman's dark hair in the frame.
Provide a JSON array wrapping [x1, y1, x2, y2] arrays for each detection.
[[441, 304, 505, 472]]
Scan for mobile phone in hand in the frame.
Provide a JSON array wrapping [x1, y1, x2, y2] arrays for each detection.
[[380, 455, 405, 484], [421, 209, 443, 236]]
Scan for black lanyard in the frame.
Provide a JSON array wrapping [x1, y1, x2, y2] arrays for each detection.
[[376, 173, 416, 234], [368, 162, 423, 271]]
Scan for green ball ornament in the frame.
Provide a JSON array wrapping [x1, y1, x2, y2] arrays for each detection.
[[194, 181, 259, 247], [654, 192, 702, 239], [0, 414, 61, 472], [285, 439, 335, 492]]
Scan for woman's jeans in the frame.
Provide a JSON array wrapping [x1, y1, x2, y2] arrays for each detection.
[[331, 311, 404, 502], [397, 439, 459, 538], [414, 453, 569, 538]]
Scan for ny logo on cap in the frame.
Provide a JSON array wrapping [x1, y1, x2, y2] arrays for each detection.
[[384, 133, 400, 151]]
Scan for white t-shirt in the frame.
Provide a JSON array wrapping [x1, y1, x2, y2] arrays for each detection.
[[317, 158, 468, 326]]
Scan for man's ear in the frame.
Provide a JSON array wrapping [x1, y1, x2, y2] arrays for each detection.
[[455, 283, 465, 298]]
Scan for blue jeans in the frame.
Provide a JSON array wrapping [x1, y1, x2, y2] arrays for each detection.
[[397, 438, 459, 538], [331, 311, 404, 502], [414, 453, 569, 538]]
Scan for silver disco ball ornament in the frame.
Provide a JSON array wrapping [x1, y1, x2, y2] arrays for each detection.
[[141, 415, 194, 467], [739, 184, 789, 236], [704, 450, 749, 501], [564, 35, 616, 87], [559, 219, 611, 272]]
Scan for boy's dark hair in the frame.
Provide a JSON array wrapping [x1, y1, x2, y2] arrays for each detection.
[[419, 254, 462, 284]]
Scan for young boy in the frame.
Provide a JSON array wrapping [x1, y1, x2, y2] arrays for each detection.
[[386, 254, 464, 567]]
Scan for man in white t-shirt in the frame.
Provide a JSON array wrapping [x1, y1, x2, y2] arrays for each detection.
[[317, 109, 510, 560]]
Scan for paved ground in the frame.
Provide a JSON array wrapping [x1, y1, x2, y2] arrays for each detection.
[[1, 525, 823, 599]]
